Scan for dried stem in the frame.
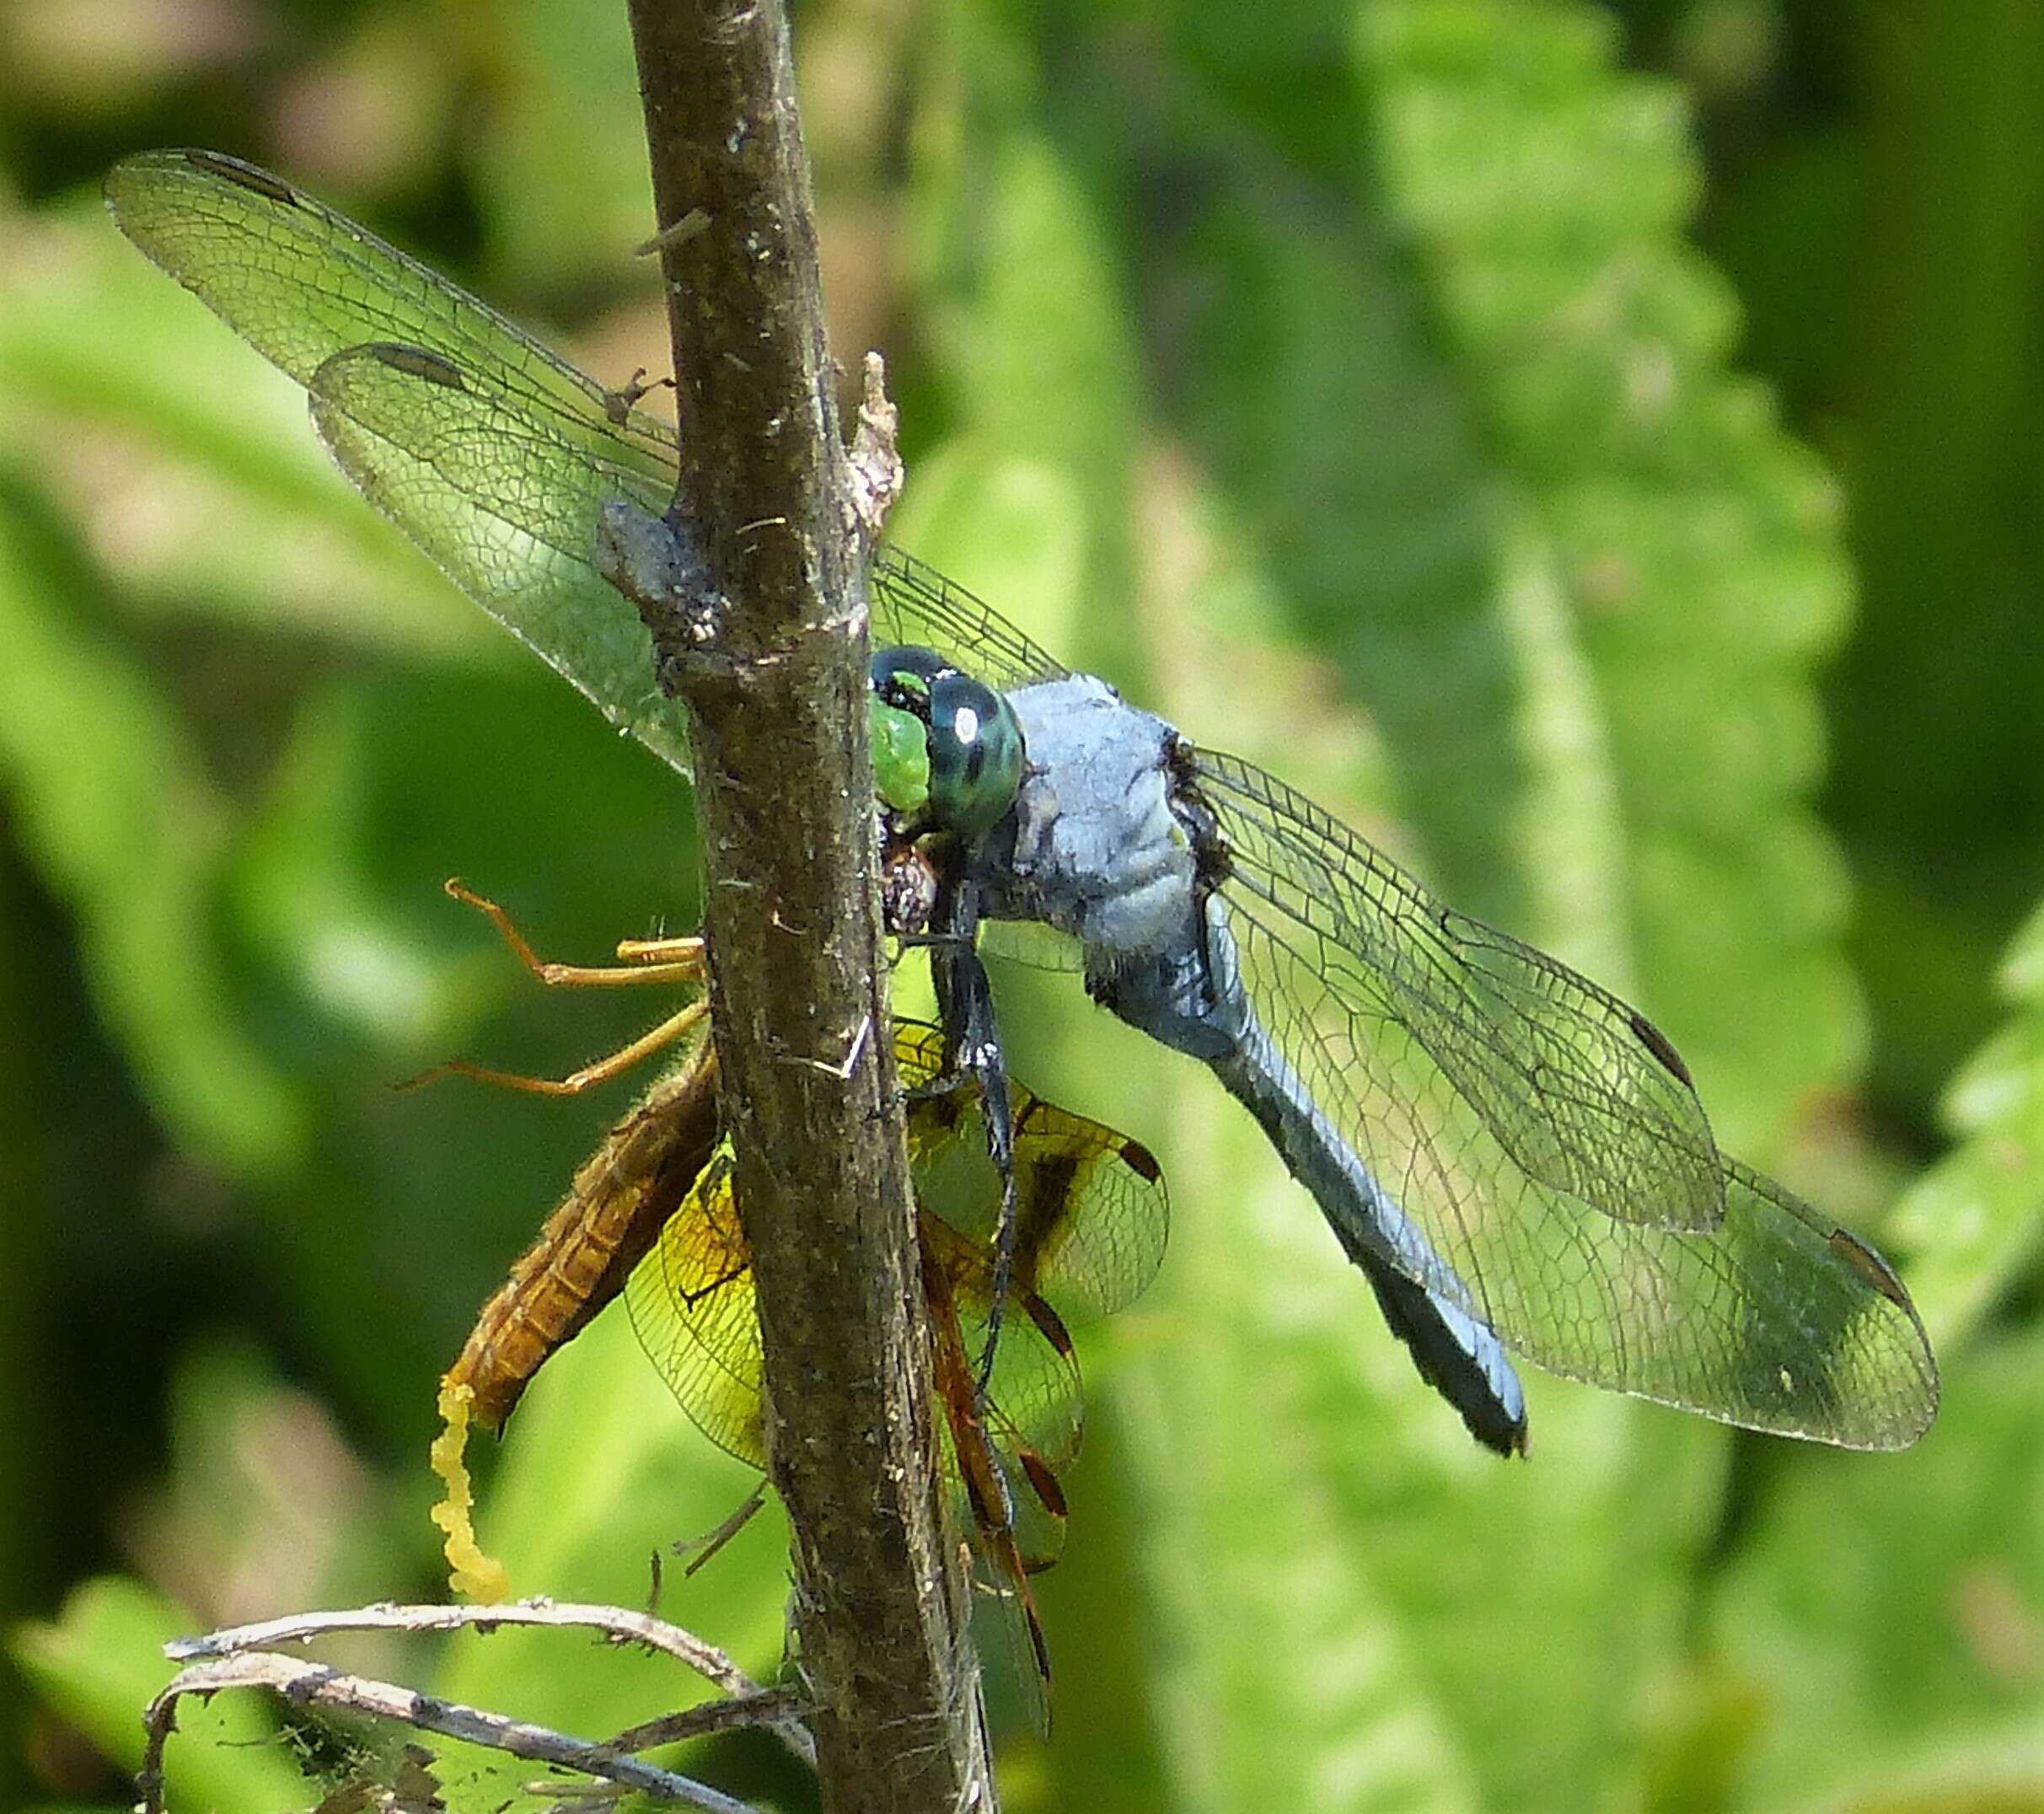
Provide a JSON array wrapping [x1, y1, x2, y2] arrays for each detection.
[[138, 1602, 808, 1814]]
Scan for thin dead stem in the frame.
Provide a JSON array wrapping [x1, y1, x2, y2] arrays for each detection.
[[138, 1598, 817, 1814]]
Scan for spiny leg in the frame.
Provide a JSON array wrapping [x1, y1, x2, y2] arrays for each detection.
[[404, 999, 710, 1098], [408, 878, 710, 1095], [614, 932, 707, 965], [444, 878, 705, 987]]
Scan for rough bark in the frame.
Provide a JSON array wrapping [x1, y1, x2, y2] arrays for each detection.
[[620, 4, 991, 1810]]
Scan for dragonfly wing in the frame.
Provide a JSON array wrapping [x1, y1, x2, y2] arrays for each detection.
[[1009, 1084, 1169, 1325], [310, 343, 693, 774], [894, 1022, 1168, 1326], [1198, 786, 1938, 1446], [870, 550, 1067, 695], [1197, 748, 1726, 1232], [105, 152, 662, 429], [623, 1148, 770, 1468], [105, 156, 1069, 778], [105, 149, 697, 774]]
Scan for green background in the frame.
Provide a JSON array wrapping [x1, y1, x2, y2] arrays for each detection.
[[3, 0, 2041, 1808]]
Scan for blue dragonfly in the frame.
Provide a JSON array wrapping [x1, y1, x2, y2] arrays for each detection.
[[106, 148, 1939, 1456]]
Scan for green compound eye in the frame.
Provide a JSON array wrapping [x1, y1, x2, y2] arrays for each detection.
[[868, 695, 931, 818], [870, 645, 1025, 840], [924, 668, 1023, 837]]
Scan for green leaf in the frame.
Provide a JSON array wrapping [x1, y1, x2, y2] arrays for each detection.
[[887, 443, 1089, 661], [0, 192, 486, 655], [465, 0, 657, 292], [10, 1577, 306, 1814], [1350, 0, 1864, 1150], [1885, 894, 2044, 1347], [0, 473, 307, 1176], [906, 22, 1145, 674], [1703, 1324, 2044, 1810]]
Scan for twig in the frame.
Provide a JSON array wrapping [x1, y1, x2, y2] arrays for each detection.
[[137, 1651, 764, 1814], [161, 1599, 815, 1765], [849, 352, 904, 548], [607, 1685, 806, 1754], [166, 1599, 751, 1688]]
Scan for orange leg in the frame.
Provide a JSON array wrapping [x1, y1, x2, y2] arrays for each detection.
[[444, 878, 705, 987], [614, 933, 707, 964], [405, 881, 712, 1096], [403, 998, 710, 1097]]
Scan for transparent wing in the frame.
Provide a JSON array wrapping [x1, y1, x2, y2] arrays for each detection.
[[104, 151, 668, 432], [869, 550, 1066, 694], [624, 1148, 769, 1469], [308, 342, 693, 770], [1200, 752, 1939, 1447], [977, 919, 1087, 977], [625, 1021, 1166, 1477], [898, 1011, 1171, 1571], [893, 1021, 1168, 1323], [104, 150, 1064, 777], [105, 148, 699, 774], [1198, 750, 1725, 1230]]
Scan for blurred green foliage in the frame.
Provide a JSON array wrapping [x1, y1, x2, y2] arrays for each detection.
[[2, 0, 2040, 1810]]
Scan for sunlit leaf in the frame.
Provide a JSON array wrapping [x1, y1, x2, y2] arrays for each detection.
[[1704, 1325, 2044, 1810], [0, 477, 306, 1175], [11, 1577, 304, 1814], [1350, 0, 1866, 1151], [1885, 895, 2044, 1346]]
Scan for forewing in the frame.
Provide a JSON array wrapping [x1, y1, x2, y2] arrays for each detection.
[[104, 154, 1070, 776], [871, 549, 1066, 693], [1206, 755, 1939, 1446], [105, 148, 696, 773], [1199, 748, 1724, 1229], [310, 343, 692, 773], [1009, 1090, 1168, 1324], [623, 1149, 769, 1468], [105, 151, 663, 426]]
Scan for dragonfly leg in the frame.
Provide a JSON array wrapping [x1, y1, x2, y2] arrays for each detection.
[[675, 1479, 770, 1579], [930, 934, 1019, 1401], [614, 932, 707, 965], [443, 878, 705, 987], [403, 999, 710, 1097]]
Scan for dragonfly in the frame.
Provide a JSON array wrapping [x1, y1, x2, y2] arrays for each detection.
[[106, 147, 1941, 1455], [422, 883, 1166, 1727], [623, 1014, 1167, 1728]]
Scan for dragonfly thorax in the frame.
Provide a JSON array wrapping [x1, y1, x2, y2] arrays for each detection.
[[980, 676, 1204, 962]]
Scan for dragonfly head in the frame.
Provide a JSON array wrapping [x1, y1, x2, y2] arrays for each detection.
[[868, 645, 1025, 841]]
